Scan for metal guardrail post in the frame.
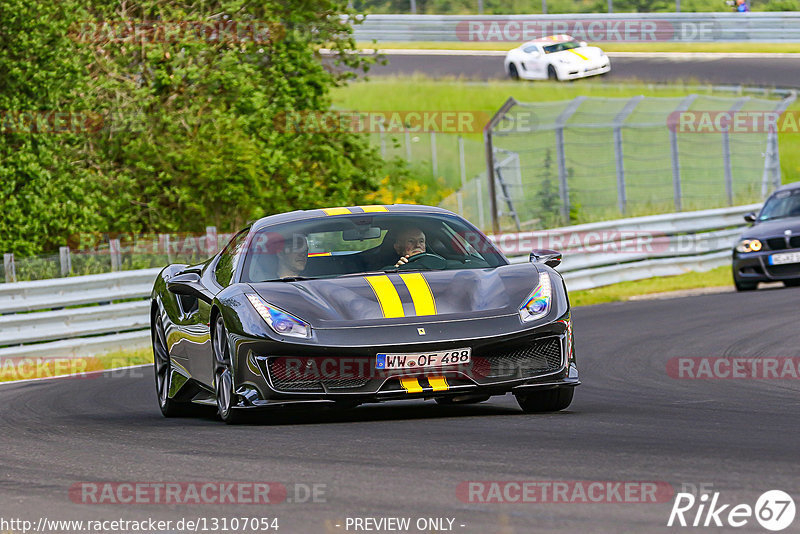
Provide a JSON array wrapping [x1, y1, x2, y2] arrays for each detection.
[[723, 97, 749, 206], [430, 131, 438, 177], [554, 96, 586, 224], [59, 247, 72, 277], [110, 239, 122, 272], [762, 91, 797, 196], [4, 253, 16, 283], [670, 94, 698, 212], [484, 97, 518, 234], [613, 96, 643, 215], [457, 136, 466, 216]]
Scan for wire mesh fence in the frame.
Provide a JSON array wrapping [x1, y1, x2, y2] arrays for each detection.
[[440, 92, 795, 233]]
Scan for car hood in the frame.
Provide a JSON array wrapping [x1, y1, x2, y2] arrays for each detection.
[[248, 264, 541, 328], [549, 46, 605, 62], [741, 217, 800, 239]]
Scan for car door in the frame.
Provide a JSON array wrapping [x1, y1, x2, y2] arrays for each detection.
[[522, 45, 547, 79], [182, 229, 250, 387]]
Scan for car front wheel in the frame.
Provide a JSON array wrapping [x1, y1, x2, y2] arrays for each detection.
[[153, 313, 196, 417], [213, 315, 245, 424], [515, 387, 574, 413], [508, 63, 520, 80], [547, 65, 560, 81]]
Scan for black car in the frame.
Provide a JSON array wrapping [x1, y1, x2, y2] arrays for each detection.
[[733, 182, 800, 291], [150, 204, 578, 423]]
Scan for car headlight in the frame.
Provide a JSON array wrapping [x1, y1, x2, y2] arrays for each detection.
[[246, 293, 311, 338], [519, 272, 552, 322], [735, 239, 762, 253]]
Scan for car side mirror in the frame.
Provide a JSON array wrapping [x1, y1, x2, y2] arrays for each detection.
[[529, 249, 562, 268], [167, 272, 214, 303], [743, 212, 756, 223]]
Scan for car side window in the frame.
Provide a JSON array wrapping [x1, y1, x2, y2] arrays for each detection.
[[214, 229, 249, 287]]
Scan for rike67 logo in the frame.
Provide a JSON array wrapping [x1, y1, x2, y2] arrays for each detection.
[[668, 489, 796, 531]]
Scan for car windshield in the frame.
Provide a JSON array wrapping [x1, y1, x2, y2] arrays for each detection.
[[239, 212, 507, 283], [758, 189, 800, 221], [543, 40, 581, 54]]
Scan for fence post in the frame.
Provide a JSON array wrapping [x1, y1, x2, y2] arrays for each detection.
[[206, 226, 218, 257], [484, 97, 519, 234], [430, 131, 438, 177], [59, 246, 72, 277], [722, 97, 749, 206], [457, 136, 466, 216], [4, 253, 16, 283], [670, 94, 698, 212], [762, 92, 797, 197], [110, 239, 121, 272], [613, 95, 643, 215], [404, 131, 412, 162], [554, 96, 586, 223]]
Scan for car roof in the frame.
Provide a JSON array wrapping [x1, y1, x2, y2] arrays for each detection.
[[522, 34, 575, 46], [250, 204, 457, 232], [774, 181, 800, 193]]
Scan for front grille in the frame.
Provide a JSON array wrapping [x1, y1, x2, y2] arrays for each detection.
[[266, 357, 371, 393], [791, 236, 800, 248], [765, 263, 800, 278], [474, 337, 562, 381], [766, 238, 787, 251]]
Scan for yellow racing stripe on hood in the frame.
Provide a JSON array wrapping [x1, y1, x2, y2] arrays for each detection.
[[365, 275, 405, 318], [568, 49, 589, 60], [399, 273, 437, 316], [359, 205, 388, 212]]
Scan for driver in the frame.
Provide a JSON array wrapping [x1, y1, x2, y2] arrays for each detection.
[[392, 227, 426, 268], [276, 234, 308, 278]]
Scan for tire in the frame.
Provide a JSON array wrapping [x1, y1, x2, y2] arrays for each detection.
[[435, 395, 490, 405], [783, 279, 800, 287], [735, 279, 758, 291], [515, 387, 574, 413], [213, 315, 246, 424], [547, 65, 560, 81], [508, 63, 520, 80], [152, 314, 196, 417]]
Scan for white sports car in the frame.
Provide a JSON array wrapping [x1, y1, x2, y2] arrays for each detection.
[[504, 34, 611, 81]]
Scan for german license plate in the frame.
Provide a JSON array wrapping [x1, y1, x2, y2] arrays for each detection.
[[375, 348, 471, 370], [769, 252, 800, 265]]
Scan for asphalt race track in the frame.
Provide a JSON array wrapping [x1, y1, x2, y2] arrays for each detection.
[[368, 52, 800, 87], [1, 287, 799, 533]]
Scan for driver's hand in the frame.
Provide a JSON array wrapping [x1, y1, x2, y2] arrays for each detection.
[[394, 254, 410, 268]]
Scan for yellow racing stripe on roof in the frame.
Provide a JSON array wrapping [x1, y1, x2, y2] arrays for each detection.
[[400, 377, 423, 393], [568, 49, 589, 60], [359, 205, 388, 212], [322, 207, 352, 216], [428, 376, 449, 392], [365, 275, 405, 318], [399, 273, 437, 316]]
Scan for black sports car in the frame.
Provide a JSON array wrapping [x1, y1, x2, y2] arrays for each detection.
[[150, 204, 578, 423], [733, 182, 800, 291]]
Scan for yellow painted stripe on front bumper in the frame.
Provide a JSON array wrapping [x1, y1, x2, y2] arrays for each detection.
[[359, 205, 388, 212], [428, 376, 449, 392], [400, 377, 423, 393], [568, 49, 589, 60], [322, 207, 352, 215], [365, 275, 405, 318], [399, 272, 437, 316]]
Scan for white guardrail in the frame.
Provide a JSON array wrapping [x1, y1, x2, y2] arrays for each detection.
[[0, 204, 758, 359], [353, 13, 800, 43]]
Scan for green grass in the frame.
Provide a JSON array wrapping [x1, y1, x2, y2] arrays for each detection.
[[0, 346, 152, 383], [569, 265, 732, 306], [359, 41, 800, 54]]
